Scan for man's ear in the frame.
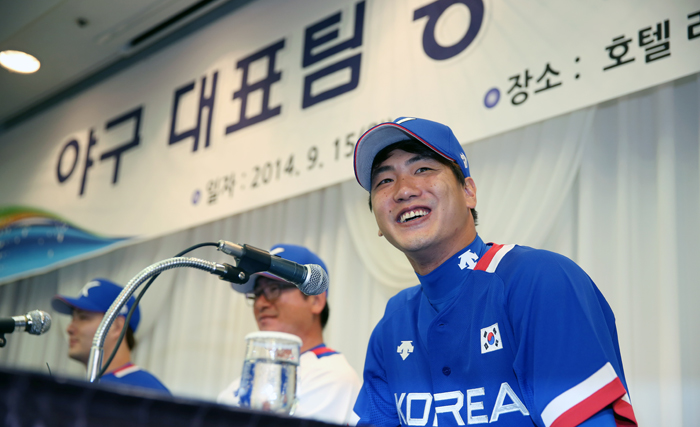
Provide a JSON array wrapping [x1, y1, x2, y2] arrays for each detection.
[[108, 316, 126, 339], [464, 177, 477, 208], [309, 293, 327, 315]]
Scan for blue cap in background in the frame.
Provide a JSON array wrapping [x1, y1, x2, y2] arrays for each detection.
[[51, 278, 141, 333]]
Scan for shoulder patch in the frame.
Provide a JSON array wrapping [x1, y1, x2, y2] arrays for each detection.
[[474, 244, 515, 273], [480, 323, 503, 354]]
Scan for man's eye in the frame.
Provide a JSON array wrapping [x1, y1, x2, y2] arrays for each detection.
[[416, 167, 432, 173], [374, 178, 392, 188]]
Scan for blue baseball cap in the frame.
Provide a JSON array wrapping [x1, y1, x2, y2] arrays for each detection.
[[231, 244, 329, 294], [353, 117, 470, 191], [51, 278, 141, 333]]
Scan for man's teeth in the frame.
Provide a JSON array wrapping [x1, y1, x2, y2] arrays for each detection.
[[400, 209, 428, 223]]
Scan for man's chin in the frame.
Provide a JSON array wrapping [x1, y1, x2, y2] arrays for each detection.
[[68, 351, 88, 365], [257, 319, 278, 331], [388, 234, 435, 254]]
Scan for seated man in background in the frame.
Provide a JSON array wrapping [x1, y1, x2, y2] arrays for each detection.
[[218, 244, 361, 424], [52, 278, 170, 394]]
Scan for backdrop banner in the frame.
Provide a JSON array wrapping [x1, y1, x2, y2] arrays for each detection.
[[1, 0, 699, 282]]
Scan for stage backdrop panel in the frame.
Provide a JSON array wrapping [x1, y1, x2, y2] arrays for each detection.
[[1, 0, 699, 282]]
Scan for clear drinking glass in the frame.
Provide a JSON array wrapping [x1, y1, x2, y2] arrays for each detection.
[[237, 331, 301, 415]]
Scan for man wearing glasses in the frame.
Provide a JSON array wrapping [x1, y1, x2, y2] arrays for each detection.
[[217, 244, 361, 424]]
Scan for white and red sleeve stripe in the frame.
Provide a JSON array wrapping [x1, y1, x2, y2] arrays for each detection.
[[474, 244, 515, 272], [541, 362, 637, 427]]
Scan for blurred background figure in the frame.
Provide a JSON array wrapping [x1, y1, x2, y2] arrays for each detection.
[[217, 244, 361, 424], [52, 278, 170, 394]]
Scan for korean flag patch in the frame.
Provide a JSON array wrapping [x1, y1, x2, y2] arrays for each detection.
[[480, 323, 502, 354]]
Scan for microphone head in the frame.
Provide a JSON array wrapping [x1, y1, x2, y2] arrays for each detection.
[[26, 310, 51, 335], [299, 264, 329, 295]]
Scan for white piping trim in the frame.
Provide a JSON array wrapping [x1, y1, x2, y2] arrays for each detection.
[[113, 365, 141, 378]]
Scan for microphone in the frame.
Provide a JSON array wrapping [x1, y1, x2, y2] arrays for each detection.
[[0, 310, 52, 335], [217, 241, 329, 295]]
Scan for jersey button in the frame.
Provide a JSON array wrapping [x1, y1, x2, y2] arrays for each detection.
[[442, 366, 451, 376]]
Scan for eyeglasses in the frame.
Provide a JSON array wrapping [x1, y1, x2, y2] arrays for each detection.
[[245, 282, 297, 304]]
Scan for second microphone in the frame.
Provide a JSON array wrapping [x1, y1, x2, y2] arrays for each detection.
[[217, 241, 329, 295]]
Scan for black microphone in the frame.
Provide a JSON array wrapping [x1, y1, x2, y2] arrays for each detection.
[[217, 241, 329, 295], [0, 310, 52, 335]]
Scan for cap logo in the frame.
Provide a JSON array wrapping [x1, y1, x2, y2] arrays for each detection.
[[270, 247, 285, 255], [80, 281, 101, 297], [395, 117, 416, 125], [460, 152, 469, 169]]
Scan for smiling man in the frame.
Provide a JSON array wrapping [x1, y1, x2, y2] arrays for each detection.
[[217, 244, 361, 424], [350, 117, 637, 427], [51, 278, 170, 394]]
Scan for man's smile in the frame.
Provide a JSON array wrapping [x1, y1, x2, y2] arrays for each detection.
[[397, 207, 431, 223]]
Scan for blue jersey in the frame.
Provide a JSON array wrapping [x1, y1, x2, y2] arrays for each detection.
[[100, 363, 171, 395], [353, 235, 636, 427]]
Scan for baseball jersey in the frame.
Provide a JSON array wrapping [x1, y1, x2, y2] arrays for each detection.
[[100, 362, 171, 395], [352, 235, 636, 427], [218, 343, 362, 424]]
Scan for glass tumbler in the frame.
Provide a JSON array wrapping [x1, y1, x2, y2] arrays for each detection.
[[237, 331, 301, 415]]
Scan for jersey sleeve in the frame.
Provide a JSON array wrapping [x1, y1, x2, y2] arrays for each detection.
[[353, 322, 401, 427], [498, 249, 636, 427], [294, 353, 362, 425]]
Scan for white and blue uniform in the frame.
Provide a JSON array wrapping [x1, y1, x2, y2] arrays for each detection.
[[219, 344, 361, 424], [100, 363, 171, 395], [353, 235, 636, 427]]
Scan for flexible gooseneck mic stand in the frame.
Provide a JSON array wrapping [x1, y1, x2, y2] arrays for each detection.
[[87, 257, 243, 383], [86, 241, 327, 383]]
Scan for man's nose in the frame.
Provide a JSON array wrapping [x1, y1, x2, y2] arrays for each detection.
[[254, 294, 273, 310], [394, 174, 421, 202]]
